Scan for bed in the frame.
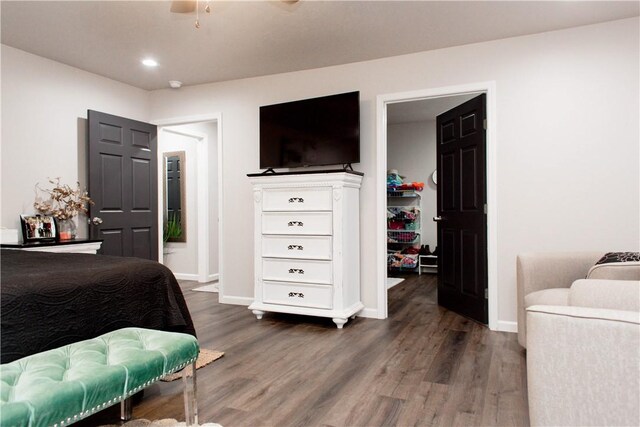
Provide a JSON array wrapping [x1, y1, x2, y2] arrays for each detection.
[[0, 249, 196, 364]]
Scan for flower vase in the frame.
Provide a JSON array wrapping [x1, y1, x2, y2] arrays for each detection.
[[57, 219, 77, 241]]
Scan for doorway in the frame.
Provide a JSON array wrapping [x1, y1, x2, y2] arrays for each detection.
[[155, 114, 224, 294], [376, 82, 498, 330], [159, 126, 208, 282], [385, 94, 475, 291]]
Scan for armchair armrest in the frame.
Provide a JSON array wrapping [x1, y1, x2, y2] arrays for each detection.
[[526, 305, 640, 426], [517, 252, 602, 346]]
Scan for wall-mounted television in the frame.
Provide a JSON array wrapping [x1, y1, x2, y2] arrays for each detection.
[[259, 91, 360, 169]]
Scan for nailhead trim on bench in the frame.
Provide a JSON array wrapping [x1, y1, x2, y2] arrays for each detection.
[[51, 357, 197, 427]]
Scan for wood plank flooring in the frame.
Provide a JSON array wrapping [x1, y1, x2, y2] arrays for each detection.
[[84, 273, 529, 426]]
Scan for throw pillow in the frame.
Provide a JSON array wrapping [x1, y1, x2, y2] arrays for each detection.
[[595, 252, 640, 265]]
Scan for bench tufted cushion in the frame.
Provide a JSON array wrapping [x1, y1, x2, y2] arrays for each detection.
[[0, 328, 199, 427]]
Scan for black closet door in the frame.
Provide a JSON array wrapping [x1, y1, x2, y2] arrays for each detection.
[[436, 94, 488, 324]]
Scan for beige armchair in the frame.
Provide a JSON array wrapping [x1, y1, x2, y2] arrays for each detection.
[[516, 252, 603, 348], [526, 280, 640, 426]]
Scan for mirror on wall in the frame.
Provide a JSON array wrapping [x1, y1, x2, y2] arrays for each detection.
[[163, 151, 186, 243]]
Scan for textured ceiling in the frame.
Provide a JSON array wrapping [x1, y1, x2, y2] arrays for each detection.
[[2, 1, 638, 90]]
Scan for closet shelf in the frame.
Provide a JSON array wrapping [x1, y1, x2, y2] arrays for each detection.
[[387, 230, 420, 244], [387, 190, 421, 198]]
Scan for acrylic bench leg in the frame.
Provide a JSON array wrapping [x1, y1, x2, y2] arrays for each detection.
[[183, 361, 198, 426], [121, 397, 133, 421]]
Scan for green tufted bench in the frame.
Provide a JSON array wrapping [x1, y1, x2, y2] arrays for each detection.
[[0, 328, 200, 427]]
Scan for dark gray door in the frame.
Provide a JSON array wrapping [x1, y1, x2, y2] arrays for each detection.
[[88, 110, 158, 260], [436, 94, 488, 324]]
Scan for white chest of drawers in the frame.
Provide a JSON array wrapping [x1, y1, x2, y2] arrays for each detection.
[[248, 172, 363, 328]]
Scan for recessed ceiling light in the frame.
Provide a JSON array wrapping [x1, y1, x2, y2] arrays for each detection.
[[142, 58, 158, 67]]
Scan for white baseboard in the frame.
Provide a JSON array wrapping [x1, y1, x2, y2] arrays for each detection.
[[207, 273, 219, 282], [219, 296, 253, 306], [497, 320, 518, 333], [173, 273, 199, 281], [357, 307, 381, 319]]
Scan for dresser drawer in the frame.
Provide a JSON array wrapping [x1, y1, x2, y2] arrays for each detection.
[[263, 281, 333, 309], [262, 258, 332, 284], [262, 212, 332, 236], [262, 235, 332, 260], [263, 187, 332, 212]]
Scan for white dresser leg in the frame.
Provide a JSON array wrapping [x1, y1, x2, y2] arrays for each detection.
[[333, 318, 348, 329], [252, 310, 265, 320]]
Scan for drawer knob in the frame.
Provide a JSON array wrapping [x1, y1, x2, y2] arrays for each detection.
[[287, 221, 304, 227], [288, 197, 305, 203], [288, 292, 304, 298], [288, 268, 305, 275], [288, 244, 304, 251]]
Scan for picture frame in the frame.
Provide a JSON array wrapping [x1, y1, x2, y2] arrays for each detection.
[[20, 214, 57, 242]]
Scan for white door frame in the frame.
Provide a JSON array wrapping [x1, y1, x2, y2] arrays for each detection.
[[153, 114, 224, 292], [376, 81, 499, 330]]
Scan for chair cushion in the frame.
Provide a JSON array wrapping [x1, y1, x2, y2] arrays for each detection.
[[569, 279, 640, 312], [0, 328, 199, 427], [587, 262, 640, 280], [587, 252, 640, 280], [524, 288, 570, 309]]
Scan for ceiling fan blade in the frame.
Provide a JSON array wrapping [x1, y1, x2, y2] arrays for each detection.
[[170, 1, 197, 14]]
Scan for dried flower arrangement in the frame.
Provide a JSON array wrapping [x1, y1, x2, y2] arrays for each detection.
[[34, 178, 94, 220]]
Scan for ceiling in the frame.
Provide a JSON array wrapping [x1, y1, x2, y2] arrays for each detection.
[[2, 1, 638, 91], [387, 94, 477, 124]]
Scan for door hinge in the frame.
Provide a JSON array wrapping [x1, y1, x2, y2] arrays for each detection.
[[483, 118, 487, 130], [485, 289, 488, 299], [484, 203, 487, 214]]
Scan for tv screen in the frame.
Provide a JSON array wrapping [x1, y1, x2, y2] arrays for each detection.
[[260, 91, 360, 169]]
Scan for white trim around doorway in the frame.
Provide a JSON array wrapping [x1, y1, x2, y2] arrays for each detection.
[[375, 81, 499, 331], [153, 113, 225, 296]]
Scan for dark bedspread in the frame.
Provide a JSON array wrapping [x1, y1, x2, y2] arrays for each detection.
[[1, 249, 196, 363]]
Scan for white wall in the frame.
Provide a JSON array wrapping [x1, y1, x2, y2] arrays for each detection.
[[148, 17, 640, 326], [1, 45, 149, 238], [2, 18, 637, 327], [160, 128, 199, 276], [387, 120, 437, 248]]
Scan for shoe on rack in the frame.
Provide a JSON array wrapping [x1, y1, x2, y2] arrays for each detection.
[[418, 245, 432, 255]]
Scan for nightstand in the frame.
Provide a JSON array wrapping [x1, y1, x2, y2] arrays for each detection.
[[1, 239, 103, 254]]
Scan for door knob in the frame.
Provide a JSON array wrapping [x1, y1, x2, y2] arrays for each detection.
[[433, 216, 443, 222]]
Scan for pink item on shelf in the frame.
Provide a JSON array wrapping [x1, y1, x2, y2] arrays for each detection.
[[402, 246, 420, 255], [388, 220, 404, 230]]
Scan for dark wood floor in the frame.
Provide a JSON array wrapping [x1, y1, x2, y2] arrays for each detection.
[[90, 273, 529, 426]]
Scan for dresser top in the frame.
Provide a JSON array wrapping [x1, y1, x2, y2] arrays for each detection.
[[1, 238, 103, 249], [248, 171, 363, 188], [247, 169, 363, 178]]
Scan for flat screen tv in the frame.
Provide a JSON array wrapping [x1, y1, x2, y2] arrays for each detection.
[[260, 91, 360, 169]]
